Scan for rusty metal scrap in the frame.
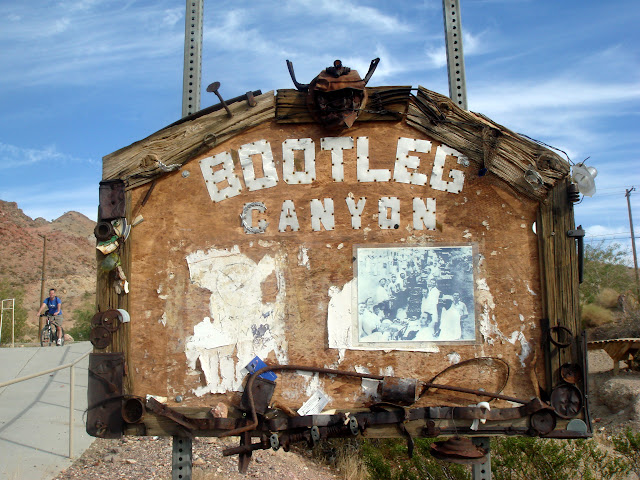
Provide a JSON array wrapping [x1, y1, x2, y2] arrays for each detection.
[[87, 353, 125, 438], [430, 436, 488, 465], [286, 58, 380, 129]]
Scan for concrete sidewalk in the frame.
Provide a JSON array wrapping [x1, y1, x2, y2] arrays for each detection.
[[0, 342, 94, 479]]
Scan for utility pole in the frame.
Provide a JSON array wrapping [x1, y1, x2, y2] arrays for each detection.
[[626, 188, 639, 299], [442, 0, 468, 110], [182, 0, 204, 118], [38, 234, 47, 334]]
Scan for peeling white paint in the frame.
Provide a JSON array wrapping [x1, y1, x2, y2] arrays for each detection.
[[337, 243, 344, 250], [298, 246, 310, 269], [159, 312, 167, 327], [491, 251, 498, 256], [507, 330, 531, 367], [462, 229, 472, 239], [355, 365, 380, 400], [519, 314, 525, 322], [476, 278, 504, 344], [184, 246, 288, 395], [380, 366, 394, 377], [447, 352, 461, 364], [482, 220, 490, 230], [525, 282, 537, 295]]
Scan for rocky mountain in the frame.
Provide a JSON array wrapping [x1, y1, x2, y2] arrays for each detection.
[[0, 200, 96, 337]]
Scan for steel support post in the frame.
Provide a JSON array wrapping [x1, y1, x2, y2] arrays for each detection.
[[172, 435, 193, 480], [472, 437, 491, 480], [182, 0, 204, 118], [442, 0, 468, 110]]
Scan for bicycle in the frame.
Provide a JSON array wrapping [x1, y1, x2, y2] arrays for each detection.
[[40, 314, 65, 347]]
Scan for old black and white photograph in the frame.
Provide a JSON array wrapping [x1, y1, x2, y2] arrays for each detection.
[[355, 245, 476, 344]]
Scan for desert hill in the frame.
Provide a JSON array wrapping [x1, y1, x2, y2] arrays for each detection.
[[0, 200, 96, 338]]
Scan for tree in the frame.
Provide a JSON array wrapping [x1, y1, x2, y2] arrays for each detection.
[[581, 242, 636, 305]]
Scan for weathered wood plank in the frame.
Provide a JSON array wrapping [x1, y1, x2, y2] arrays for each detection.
[[102, 91, 277, 187], [275, 87, 410, 123], [537, 180, 580, 391], [406, 86, 569, 200]]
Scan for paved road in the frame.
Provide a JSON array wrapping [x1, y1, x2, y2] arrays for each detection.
[[0, 342, 94, 480]]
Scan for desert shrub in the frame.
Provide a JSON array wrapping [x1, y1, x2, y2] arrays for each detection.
[[0, 279, 30, 343], [67, 301, 96, 341], [582, 242, 636, 304], [596, 288, 621, 309], [491, 436, 629, 480], [581, 303, 614, 328], [612, 428, 640, 477]]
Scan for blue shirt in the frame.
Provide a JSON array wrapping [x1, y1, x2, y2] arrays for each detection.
[[43, 297, 62, 315]]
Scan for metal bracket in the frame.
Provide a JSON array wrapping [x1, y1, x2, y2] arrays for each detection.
[[172, 435, 192, 480], [567, 225, 585, 283], [471, 437, 491, 480]]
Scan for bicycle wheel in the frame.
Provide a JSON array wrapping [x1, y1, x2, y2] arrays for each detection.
[[40, 326, 52, 347]]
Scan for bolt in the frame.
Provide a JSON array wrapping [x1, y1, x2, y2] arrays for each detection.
[[206, 81, 232, 117]]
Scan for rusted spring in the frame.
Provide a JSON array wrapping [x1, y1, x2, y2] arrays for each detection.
[[220, 365, 384, 438]]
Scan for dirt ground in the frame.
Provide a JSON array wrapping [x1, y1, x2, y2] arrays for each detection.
[[53, 349, 640, 480]]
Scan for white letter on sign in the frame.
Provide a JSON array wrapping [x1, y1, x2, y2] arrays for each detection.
[[199, 151, 243, 202], [310, 198, 335, 231], [321, 137, 353, 182], [345, 196, 366, 229], [378, 197, 400, 229], [357, 137, 391, 182], [393, 137, 431, 185], [283, 138, 316, 184], [279, 200, 300, 232], [430, 145, 466, 194], [239, 140, 279, 191], [413, 198, 436, 230]]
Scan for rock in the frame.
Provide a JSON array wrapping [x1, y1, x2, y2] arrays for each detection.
[[598, 377, 640, 414], [193, 458, 206, 466], [64, 333, 74, 343], [124, 459, 137, 464]]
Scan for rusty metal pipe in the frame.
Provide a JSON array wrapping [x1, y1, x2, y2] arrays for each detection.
[[221, 364, 384, 438]]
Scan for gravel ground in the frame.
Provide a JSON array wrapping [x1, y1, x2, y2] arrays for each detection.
[[53, 436, 341, 480]]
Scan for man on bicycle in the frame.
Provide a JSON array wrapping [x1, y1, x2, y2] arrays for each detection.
[[37, 288, 63, 345]]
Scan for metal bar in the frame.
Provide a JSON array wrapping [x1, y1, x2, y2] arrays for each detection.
[[0, 350, 90, 388], [11, 299, 14, 347], [472, 437, 491, 480], [626, 188, 640, 298], [172, 435, 193, 480], [182, 0, 204, 118], [442, 0, 468, 109], [69, 364, 75, 458], [39, 235, 46, 335]]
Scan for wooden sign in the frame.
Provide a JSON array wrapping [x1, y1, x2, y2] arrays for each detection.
[[90, 84, 588, 448]]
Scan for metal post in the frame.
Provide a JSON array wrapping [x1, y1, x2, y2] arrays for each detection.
[[172, 435, 193, 480], [1, 299, 15, 347], [69, 364, 75, 458], [442, 0, 468, 110], [182, 0, 204, 118], [39, 235, 47, 334], [472, 437, 491, 479], [626, 188, 639, 299]]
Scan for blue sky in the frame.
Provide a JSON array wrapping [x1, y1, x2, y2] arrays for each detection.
[[0, 0, 638, 260]]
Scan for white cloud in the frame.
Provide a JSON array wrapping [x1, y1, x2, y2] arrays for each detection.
[[0, 143, 69, 169], [286, 0, 412, 33]]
